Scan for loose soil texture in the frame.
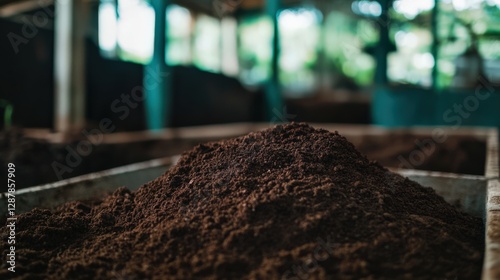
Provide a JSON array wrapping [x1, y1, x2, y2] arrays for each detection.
[[1, 123, 484, 279]]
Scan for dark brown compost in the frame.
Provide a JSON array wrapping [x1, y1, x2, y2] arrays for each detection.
[[1, 123, 484, 279]]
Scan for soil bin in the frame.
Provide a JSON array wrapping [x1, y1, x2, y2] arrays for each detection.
[[0, 129, 198, 191], [1, 123, 493, 191], [0, 123, 498, 279]]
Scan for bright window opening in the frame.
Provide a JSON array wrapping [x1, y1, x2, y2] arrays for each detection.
[[238, 16, 273, 86], [193, 15, 221, 72], [279, 7, 322, 95], [98, 0, 154, 64], [167, 5, 192, 65]]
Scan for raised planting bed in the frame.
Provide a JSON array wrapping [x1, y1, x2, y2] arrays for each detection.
[[1, 123, 495, 192], [0, 123, 500, 279]]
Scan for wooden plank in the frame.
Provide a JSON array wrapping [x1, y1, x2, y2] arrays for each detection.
[[0, 0, 53, 18], [484, 128, 500, 280], [23, 123, 496, 145]]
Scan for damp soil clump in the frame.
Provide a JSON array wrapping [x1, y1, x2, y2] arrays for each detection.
[[1, 123, 484, 279]]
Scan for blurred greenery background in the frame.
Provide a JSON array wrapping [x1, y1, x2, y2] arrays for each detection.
[[98, 0, 500, 95]]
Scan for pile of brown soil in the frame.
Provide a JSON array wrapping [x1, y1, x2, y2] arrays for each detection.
[[1, 123, 484, 279]]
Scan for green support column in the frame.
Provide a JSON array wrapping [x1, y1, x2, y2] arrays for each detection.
[[265, 0, 284, 121], [374, 0, 390, 86], [431, 0, 439, 90], [145, 0, 170, 130]]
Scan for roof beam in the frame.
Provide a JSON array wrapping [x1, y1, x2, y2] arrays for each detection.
[[0, 0, 54, 18]]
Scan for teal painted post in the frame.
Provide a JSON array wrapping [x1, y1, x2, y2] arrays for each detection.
[[145, 0, 170, 130], [265, 0, 284, 121], [374, 0, 390, 86], [431, 0, 439, 90]]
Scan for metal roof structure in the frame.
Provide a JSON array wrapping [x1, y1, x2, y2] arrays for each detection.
[[0, 0, 355, 18]]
